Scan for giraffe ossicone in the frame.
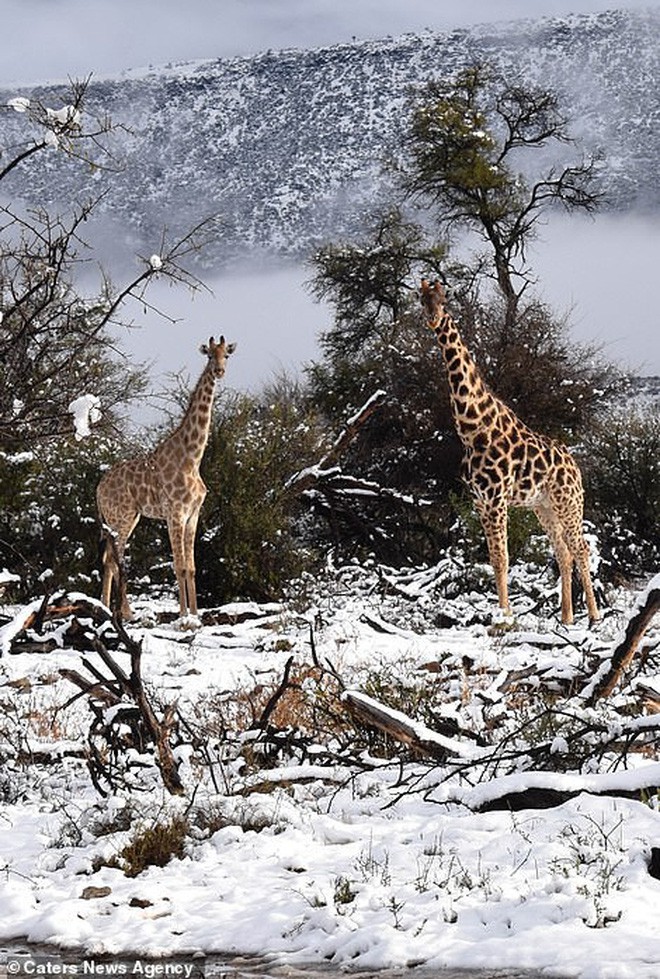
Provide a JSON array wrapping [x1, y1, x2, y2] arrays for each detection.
[[420, 279, 600, 626], [97, 334, 236, 621]]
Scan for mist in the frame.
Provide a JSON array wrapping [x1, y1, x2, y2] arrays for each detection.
[[4, 0, 659, 85], [530, 211, 659, 375], [115, 261, 331, 425], [110, 208, 658, 430]]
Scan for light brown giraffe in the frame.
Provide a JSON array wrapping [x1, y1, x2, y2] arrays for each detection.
[[97, 335, 236, 620], [420, 279, 600, 626]]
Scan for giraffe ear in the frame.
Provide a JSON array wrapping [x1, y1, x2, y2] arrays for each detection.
[[201, 335, 218, 354], [226, 342, 236, 355]]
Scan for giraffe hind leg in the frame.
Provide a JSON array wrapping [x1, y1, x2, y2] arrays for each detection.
[[534, 504, 575, 625], [562, 518, 601, 625], [99, 528, 115, 609]]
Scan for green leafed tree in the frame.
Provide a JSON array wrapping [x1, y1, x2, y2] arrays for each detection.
[[583, 404, 660, 575], [403, 64, 604, 327], [195, 380, 327, 603]]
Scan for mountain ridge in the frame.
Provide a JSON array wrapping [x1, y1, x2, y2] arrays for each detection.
[[1, 7, 659, 268]]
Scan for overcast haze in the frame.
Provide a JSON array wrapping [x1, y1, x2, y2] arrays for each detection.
[[4, 0, 660, 83], [3, 0, 659, 394]]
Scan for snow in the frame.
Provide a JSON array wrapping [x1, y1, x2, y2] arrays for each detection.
[[68, 394, 102, 440], [0, 597, 45, 656], [46, 105, 81, 129], [7, 97, 29, 113], [0, 568, 659, 978]]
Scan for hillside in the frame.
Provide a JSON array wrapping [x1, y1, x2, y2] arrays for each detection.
[[1, 7, 659, 266]]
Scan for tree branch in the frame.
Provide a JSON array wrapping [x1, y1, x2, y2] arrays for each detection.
[[285, 390, 387, 495], [582, 575, 660, 703]]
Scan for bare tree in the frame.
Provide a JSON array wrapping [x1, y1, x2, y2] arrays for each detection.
[[0, 77, 214, 450], [0, 76, 117, 180]]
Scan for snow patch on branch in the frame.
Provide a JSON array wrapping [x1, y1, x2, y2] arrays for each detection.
[[68, 394, 102, 440], [7, 97, 30, 113], [344, 388, 387, 428], [46, 104, 81, 129]]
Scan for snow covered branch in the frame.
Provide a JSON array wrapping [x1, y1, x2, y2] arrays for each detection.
[[582, 573, 660, 703], [285, 389, 386, 495], [343, 689, 481, 761]]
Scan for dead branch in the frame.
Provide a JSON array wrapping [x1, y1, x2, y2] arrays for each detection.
[[2, 593, 184, 795], [636, 683, 660, 714], [342, 689, 480, 762], [101, 615, 184, 795], [285, 389, 386, 496], [255, 655, 295, 729], [582, 577, 660, 703]]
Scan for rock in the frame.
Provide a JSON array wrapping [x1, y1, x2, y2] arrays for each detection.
[[80, 886, 112, 900]]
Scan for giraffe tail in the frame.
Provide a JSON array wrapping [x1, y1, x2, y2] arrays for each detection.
[[97, 520, 114, 574]]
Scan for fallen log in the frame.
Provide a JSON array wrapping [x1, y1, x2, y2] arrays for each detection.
[[1, 592, 117, 656], [342, 689, 482, 761], [429, 762, 660, 812]]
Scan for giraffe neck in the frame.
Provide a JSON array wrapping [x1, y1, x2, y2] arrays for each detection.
[[431, 310, 500, 446], [162, 364, 217, 469]]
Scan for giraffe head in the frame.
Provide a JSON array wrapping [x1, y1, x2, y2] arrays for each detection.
[[419, 279, 447, 327], [200, 335, 236, 379]]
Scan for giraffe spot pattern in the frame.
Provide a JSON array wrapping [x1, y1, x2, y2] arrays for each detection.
[[420, 279, 599, 624]]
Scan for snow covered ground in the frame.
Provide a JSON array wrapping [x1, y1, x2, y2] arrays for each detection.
[[0, 562, 659, 979]]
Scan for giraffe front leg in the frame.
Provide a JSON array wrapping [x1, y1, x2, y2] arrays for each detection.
[[167, 515, 189, 617], [183, 504, 203, 618], [476, 500, 511, 619]]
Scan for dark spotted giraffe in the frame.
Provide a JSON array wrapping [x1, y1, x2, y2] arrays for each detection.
[[420, 279, 600, 626]]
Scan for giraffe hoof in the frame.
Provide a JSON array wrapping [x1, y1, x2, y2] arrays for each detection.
[[174, 614, 202, 632], [488, 609, 516, 634]]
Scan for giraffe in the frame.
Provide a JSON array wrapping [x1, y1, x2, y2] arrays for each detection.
[[419, 279, 600, 626], [97, 335, 236, 620]]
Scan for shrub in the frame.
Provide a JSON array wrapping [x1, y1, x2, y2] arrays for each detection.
[[583, 405, 660, 577], [196, 380, 326, 604], [114, 815, 188, 877], [0, 435, 124, 600]]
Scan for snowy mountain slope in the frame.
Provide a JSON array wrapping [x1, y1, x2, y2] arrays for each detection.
[[1, 7, 659, 266]]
